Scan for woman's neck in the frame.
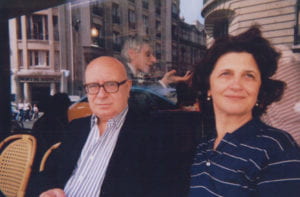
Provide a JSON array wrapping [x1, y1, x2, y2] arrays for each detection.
[[213, 113, 252, 149]]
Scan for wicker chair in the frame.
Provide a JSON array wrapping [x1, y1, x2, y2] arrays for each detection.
[[0, 134, 36, 197], [39, 142, 61, 172]]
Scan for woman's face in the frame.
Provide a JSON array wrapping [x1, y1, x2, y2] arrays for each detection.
[[208, 52, 261, 119]]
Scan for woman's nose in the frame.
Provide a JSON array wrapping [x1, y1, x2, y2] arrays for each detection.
[[229, 77, 243, 90]]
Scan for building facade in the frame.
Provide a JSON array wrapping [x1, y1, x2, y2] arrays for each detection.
[[202, 0, 300, 51], [9, 8, 62, 104], [64, 0, 206, 95], [9, 0, 206, 104]]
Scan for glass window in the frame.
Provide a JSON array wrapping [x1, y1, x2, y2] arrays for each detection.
[[29, 50, 49, 66], [213, 19, 228, 39], [142, 0, 149, 9], [112, 31, 121, 51], [295, 0, 300, 44], [18, 50, 23, 68], [8, 0, 207, 112], [53, 15, 59, 41], [112, 3, 120, 24], [17, 16, 22, 39], [128, 9, 136, 29], [143, 15, 149, 34], [92, 3, 104, 16], [155, 0, 161, 16], [27, 14, 48, 40]]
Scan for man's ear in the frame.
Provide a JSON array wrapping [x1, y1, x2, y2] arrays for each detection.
[[127, 80, 132, 98], [127, 80, 132, 88], [127, 49, 136, 61]]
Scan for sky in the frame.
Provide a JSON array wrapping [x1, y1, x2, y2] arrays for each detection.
[[180, 0, 204, 24]]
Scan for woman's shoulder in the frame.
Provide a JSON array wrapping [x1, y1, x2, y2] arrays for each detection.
[[253, 119, 299, 158]]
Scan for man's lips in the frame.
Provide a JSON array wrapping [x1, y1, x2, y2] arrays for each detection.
[[95, 103, 112, 107]]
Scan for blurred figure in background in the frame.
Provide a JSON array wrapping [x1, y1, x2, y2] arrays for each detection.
[[121, 36, 192, 101], [32, 92, 71, 148], [16, 99, 24, 121], [32, 103, 39, 120], [23, 100, 32, 121], [31, 93, 71, 174]]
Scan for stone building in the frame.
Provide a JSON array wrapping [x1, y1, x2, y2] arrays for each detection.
[[9, 8, 61, 104], [202, 0, 300, 50]]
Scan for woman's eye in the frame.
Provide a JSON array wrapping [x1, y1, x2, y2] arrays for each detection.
[[220, 71, 230, 76], [245, 73, 255, 79]]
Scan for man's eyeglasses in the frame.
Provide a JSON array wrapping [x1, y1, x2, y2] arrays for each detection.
[[84, 80, 127, 94]]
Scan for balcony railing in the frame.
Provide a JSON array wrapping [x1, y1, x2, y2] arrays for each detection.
[[27, 33, 48, 40], [142, 1, 149, 9]]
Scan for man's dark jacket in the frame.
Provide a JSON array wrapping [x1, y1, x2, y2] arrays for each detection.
[[28, 109, 201, 197]]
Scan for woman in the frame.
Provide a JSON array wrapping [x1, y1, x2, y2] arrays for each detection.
[[189, 26, 300, 196]]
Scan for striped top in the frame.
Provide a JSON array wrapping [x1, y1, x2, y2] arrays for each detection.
[[262, 46, 300, 145], [189, 118, 300, 197], [64, 107, 128, 197]]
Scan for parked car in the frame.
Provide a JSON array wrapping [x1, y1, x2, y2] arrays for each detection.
[[68, 86, 178, 122]]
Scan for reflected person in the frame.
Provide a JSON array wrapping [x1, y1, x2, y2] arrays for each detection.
[[121, 36, 192, 88]]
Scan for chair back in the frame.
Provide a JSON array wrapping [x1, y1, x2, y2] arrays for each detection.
[[39, 142, 61, 172], [0, 134, 36, 197]]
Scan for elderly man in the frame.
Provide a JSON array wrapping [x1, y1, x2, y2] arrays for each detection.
[[33, 56, 164, 197]]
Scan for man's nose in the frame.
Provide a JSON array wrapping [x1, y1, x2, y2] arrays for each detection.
[[96, 86, 108, 97], [151, 55, 157, 63]]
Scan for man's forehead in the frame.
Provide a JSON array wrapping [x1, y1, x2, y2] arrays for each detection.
[[141, 44, 153, 52], [86, 64, 125, 81]]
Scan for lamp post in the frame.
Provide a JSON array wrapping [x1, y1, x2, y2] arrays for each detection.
[[91, 26, 99, 37]]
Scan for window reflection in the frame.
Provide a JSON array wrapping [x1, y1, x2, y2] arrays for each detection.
[[9, 0, 206, 109]]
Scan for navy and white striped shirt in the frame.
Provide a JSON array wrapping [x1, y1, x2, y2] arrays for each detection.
[[189, 118, 300, 197], [64, 107, 128, 197]]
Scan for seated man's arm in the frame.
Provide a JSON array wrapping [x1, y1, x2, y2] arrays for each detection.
[[160, 70, 192, 87]]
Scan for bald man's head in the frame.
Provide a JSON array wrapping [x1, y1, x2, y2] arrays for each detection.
[[84, 56, 131, 121], [85, 56, 127, 81]]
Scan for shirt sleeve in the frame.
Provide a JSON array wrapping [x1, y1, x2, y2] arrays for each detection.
[[158, 80, 168, 88]]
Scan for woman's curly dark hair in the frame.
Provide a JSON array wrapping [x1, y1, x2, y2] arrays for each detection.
[[193, 25, 286, 125]]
